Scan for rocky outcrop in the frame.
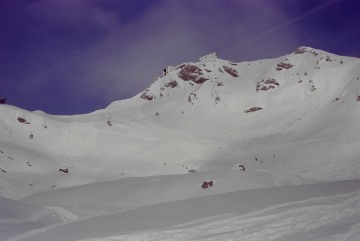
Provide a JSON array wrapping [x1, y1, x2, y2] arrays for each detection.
[[276, 61, 294, 71], [17, 116, 31, 124], [326, 56, 332, 62], [295, 47, 306, 54], [244, 106, 263, 113], [223, 66, 239, 77], [165, 80, 179, 88], [294, 47, 319, 56], [201, 180, 213, 189], [256, 78, 280, 92], [140, 90, 155, 101], [188, 93, 198, 105], [178, 65, 208, 84]]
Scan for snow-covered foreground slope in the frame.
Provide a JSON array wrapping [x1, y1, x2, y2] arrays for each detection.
[[0, 196, 67, 240], [7, 180, 360, 241], [0, 47, 360, 240]]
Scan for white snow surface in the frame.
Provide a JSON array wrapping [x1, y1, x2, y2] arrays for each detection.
[[0, 47, 360, 240]]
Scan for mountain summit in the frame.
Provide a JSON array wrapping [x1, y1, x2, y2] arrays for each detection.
[[108, 46, 359, 137]]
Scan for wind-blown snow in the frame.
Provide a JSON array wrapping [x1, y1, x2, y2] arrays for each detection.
[[0, 47, 360, 240]]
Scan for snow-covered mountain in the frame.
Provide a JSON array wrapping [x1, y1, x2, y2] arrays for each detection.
[[1, 47, 360, 240]]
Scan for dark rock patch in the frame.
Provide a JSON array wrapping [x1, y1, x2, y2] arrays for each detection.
[[256, 78, 280, 92], [244, 106, 263, 113], [223, 65, 239, 77], [178, 65, 208, 84]]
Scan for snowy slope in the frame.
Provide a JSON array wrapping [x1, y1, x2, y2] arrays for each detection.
[[10, 180, 360, 241], [0, 46, 360, 240], [0, 196, 66, 240]]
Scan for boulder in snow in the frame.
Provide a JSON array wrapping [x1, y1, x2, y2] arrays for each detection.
[[244, 107, 263, 113], [201, 180, 213, 189]]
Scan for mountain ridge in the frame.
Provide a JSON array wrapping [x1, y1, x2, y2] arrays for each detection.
[[107, 46, 359, 119], [0, 46, 359, 200]]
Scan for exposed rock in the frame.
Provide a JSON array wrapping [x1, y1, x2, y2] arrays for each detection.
[[215, 96, 220, 104], [295, 47, 306, 54], [201, 180, 213, 189], [223, 65, 239, 77], [178, 65, 208, 84], [17, 116, 27, 123], [256, 78, 280, 92], [140, 91, 155, 101], [244, 106, 263, 113], [17, 116, 31, 124], [332, 97, 341, 102], [165, 80, 179, 88], [188, 93, 198, 105], [276, 62, 294, 71], [59, 168, 69, 173], [193, 77, 209, 84], [294, 47, 319, 56]]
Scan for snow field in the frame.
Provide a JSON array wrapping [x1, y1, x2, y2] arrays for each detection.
[[9, 180, 360, 241], [0, 47, 360, 240]]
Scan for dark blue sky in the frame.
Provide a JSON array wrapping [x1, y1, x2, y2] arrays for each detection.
[[1, 0, 359, 115]]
